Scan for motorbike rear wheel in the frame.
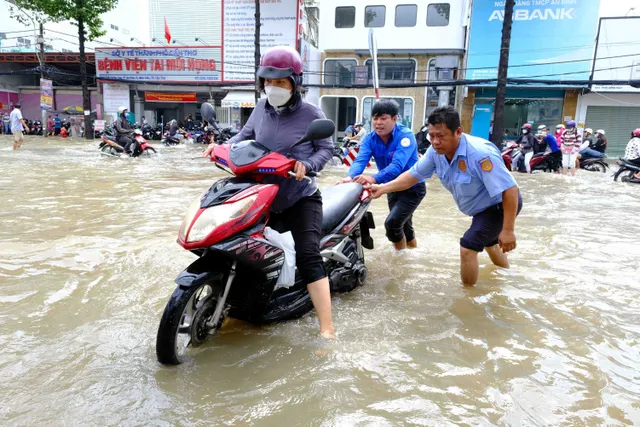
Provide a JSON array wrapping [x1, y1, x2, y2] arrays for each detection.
[[584, 162, 607, 173], [156, 280, 227, 365], [614, 168, 635, 182], [329, 155, 344, 167]]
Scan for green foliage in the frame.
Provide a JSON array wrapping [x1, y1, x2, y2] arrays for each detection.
[[12, 0, 119, 40]]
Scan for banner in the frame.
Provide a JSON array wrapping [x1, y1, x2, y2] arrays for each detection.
[[40, 79, 53, 110], [592, 17, 640, 92], [96, 47, 222, 83], [222, 0, 298, 81], [145, 92, 197, 103], [103, 83, 130, 113], [467, 0, 601, 81]]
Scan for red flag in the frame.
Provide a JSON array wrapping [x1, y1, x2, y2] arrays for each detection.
[[164, 18, 172, 44]]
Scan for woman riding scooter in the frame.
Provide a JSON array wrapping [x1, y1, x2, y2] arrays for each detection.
[[202, 46, 336, 338]]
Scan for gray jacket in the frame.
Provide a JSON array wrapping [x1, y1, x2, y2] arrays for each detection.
[[228, 97, 333, 212]]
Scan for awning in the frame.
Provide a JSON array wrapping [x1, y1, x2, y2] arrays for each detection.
[[221, 91, 256, 108]]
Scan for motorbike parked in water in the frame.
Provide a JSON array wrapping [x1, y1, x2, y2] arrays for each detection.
[[613, 158, 640, 183], [99, 129, 157, 157], [579, 156, 609, 173], [155, 116, 375, 365]]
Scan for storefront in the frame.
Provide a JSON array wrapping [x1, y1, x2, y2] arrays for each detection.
[[471, 88, 566, 140], [220, 90, 256, 130]]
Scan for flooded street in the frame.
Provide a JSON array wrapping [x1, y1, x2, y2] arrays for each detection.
[[1, 136, 639, 426]]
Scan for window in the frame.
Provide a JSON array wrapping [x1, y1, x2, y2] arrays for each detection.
[[324, 59, 357, 86], [363, 97, 414, 130], [395, 4, 417, 27], [0, 33, 6, 40], [365, 6, 386, 27], [44, 44, 53, 51], [61, 48, 73, 53], [122, 29, 130, 35], [110, 24, 119, 31], [17, 37, 31, 48], [335, 7, 355, 28], [427, 4, 450, 26], [365, 59, 415, 84]]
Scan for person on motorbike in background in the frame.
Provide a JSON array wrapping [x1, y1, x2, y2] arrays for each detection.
[[579, 128, 605, 160], [343, 122, 366, 147], [115, 106, 136, 156], [512, 124, 535, 172], [167, 119, 186, 144], [624, 129, 640, 181], [415, 119, 431, 155], [593, 129, 608, 155], [202, 46, 336, 338]]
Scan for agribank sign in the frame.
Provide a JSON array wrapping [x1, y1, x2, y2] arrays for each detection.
[[95, 47, 222, 83], [467, 0, 601, 81]]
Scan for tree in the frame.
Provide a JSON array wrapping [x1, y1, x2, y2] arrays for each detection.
[[492, 0, 515, 148], [12, 0, 118, 139]]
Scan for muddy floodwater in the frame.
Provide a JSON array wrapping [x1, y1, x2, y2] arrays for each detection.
[[1, 136, 639, 426]]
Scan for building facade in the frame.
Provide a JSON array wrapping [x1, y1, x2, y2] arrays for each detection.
[[318, 0, 469, 139], [463, 0, 601, 140]]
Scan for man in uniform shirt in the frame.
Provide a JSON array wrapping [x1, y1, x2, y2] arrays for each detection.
[[367, 107, 523, 285], [337, 100, 425, 250]]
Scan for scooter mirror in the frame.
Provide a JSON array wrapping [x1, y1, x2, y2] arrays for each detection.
[[200, 102, 217, 124], [304, 119, 335, 142]]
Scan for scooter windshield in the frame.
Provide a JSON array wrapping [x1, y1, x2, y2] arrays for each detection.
[[229, 140, 271, 166]]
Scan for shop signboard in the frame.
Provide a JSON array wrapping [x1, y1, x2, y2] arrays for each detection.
[[222, 0, 299, 81], [467, 0, 601, 82], [40, 79, 53, 110], [591, 17, 640, 93], [103, 83, 130, 113], [96, 47, 222, 83], [145, 92, 197, 103]]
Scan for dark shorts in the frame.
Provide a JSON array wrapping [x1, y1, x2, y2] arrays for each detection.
[[460, 192, 524, 252], [268, 191, 326, 285], [385, 182, 427, 243], [628, 157, 640, 167]]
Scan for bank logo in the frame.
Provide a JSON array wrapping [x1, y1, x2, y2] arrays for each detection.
[[489, 8, 576, 21]]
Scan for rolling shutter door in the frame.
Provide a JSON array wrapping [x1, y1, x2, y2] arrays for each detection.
[[585, 106, 640, 157]]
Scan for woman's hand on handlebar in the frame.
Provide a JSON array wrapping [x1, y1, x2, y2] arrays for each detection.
[[202, 142, 215, 158], [293, 161, 307, 181]]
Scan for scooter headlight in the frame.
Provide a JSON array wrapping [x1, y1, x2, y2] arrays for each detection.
[[178, 196, 203, 242], [186, 194, 258, 243]]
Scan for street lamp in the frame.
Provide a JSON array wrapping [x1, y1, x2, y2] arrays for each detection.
[[171, 39, 185, 45], [195, 37, 211, 45], [152, 37, 169, 46], [130, 37, 145, 46], [110, 38, 125, 46]]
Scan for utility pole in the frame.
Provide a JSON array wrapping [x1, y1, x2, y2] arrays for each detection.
[[38, 22, 47, 138], [77, 0, 91, 140], [492, 0, 515, 148], [254, 0, 261, 104]]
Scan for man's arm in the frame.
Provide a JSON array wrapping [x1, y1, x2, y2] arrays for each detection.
[[498, 185, 519, 252], [347, 135, 373, 178], [372, 133, 418, 184], [367, 148, 436, 198]]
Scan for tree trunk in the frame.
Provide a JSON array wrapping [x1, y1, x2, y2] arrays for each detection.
[[492, 0, 515, 148], [254, 0, 261, 104], [77, 1, 92, 139]]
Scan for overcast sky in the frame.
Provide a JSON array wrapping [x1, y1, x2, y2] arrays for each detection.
[[600, 0, 640, 17]]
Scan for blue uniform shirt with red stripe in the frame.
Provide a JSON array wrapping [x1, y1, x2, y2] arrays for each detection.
[[348, 122, 423, 184], [409, 133, 517, 216]]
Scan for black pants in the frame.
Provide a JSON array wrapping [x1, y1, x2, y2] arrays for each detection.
[[118, 135, 135, 154], [269, 191, 325, 285], [385, 182, 427, 243]]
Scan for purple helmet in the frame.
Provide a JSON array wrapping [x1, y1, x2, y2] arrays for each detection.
[[566, 120, 577, 128], [257, 46, 303, 89]]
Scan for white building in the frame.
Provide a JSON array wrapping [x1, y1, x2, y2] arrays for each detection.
[[318, 0, 469, 138], [0, 1, 149, 53]]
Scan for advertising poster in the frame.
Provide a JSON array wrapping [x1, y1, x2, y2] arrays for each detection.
[[40, 79, 53, 110], [467, 0, 601, 81], [223, 0, 298, 81], [103, 83, 131, 113]]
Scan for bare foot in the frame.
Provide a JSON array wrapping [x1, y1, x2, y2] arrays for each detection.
[[320, 329, 336, 339]]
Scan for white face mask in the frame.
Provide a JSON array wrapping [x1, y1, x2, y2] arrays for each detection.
[[522, 129, 528, 134], [265, 85, 292, 107]]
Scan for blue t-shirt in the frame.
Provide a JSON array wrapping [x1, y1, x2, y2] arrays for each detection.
[[54, 117, 62, 129], [348, 122, 422, 185], [410, 134, 517, 216], [544, 134, 559, 152]]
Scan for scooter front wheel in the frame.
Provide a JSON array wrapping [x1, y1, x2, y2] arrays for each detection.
[[156, 280, 227, 365]]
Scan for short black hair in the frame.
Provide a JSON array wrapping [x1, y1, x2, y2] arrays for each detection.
[[371, 100, 399, 118], [428, 106, 461, 134]]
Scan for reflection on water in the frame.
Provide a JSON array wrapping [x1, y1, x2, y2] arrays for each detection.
[[1, 137, 639, 425]]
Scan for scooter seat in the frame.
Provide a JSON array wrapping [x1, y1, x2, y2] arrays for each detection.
[[320, 182, 363, 234]]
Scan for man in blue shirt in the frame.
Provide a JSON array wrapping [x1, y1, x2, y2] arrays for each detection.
[[367, 107, 523, 286], [536, 125, 561, 172], [337, 100, 425, 250], [54, 114, 62, 135]]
